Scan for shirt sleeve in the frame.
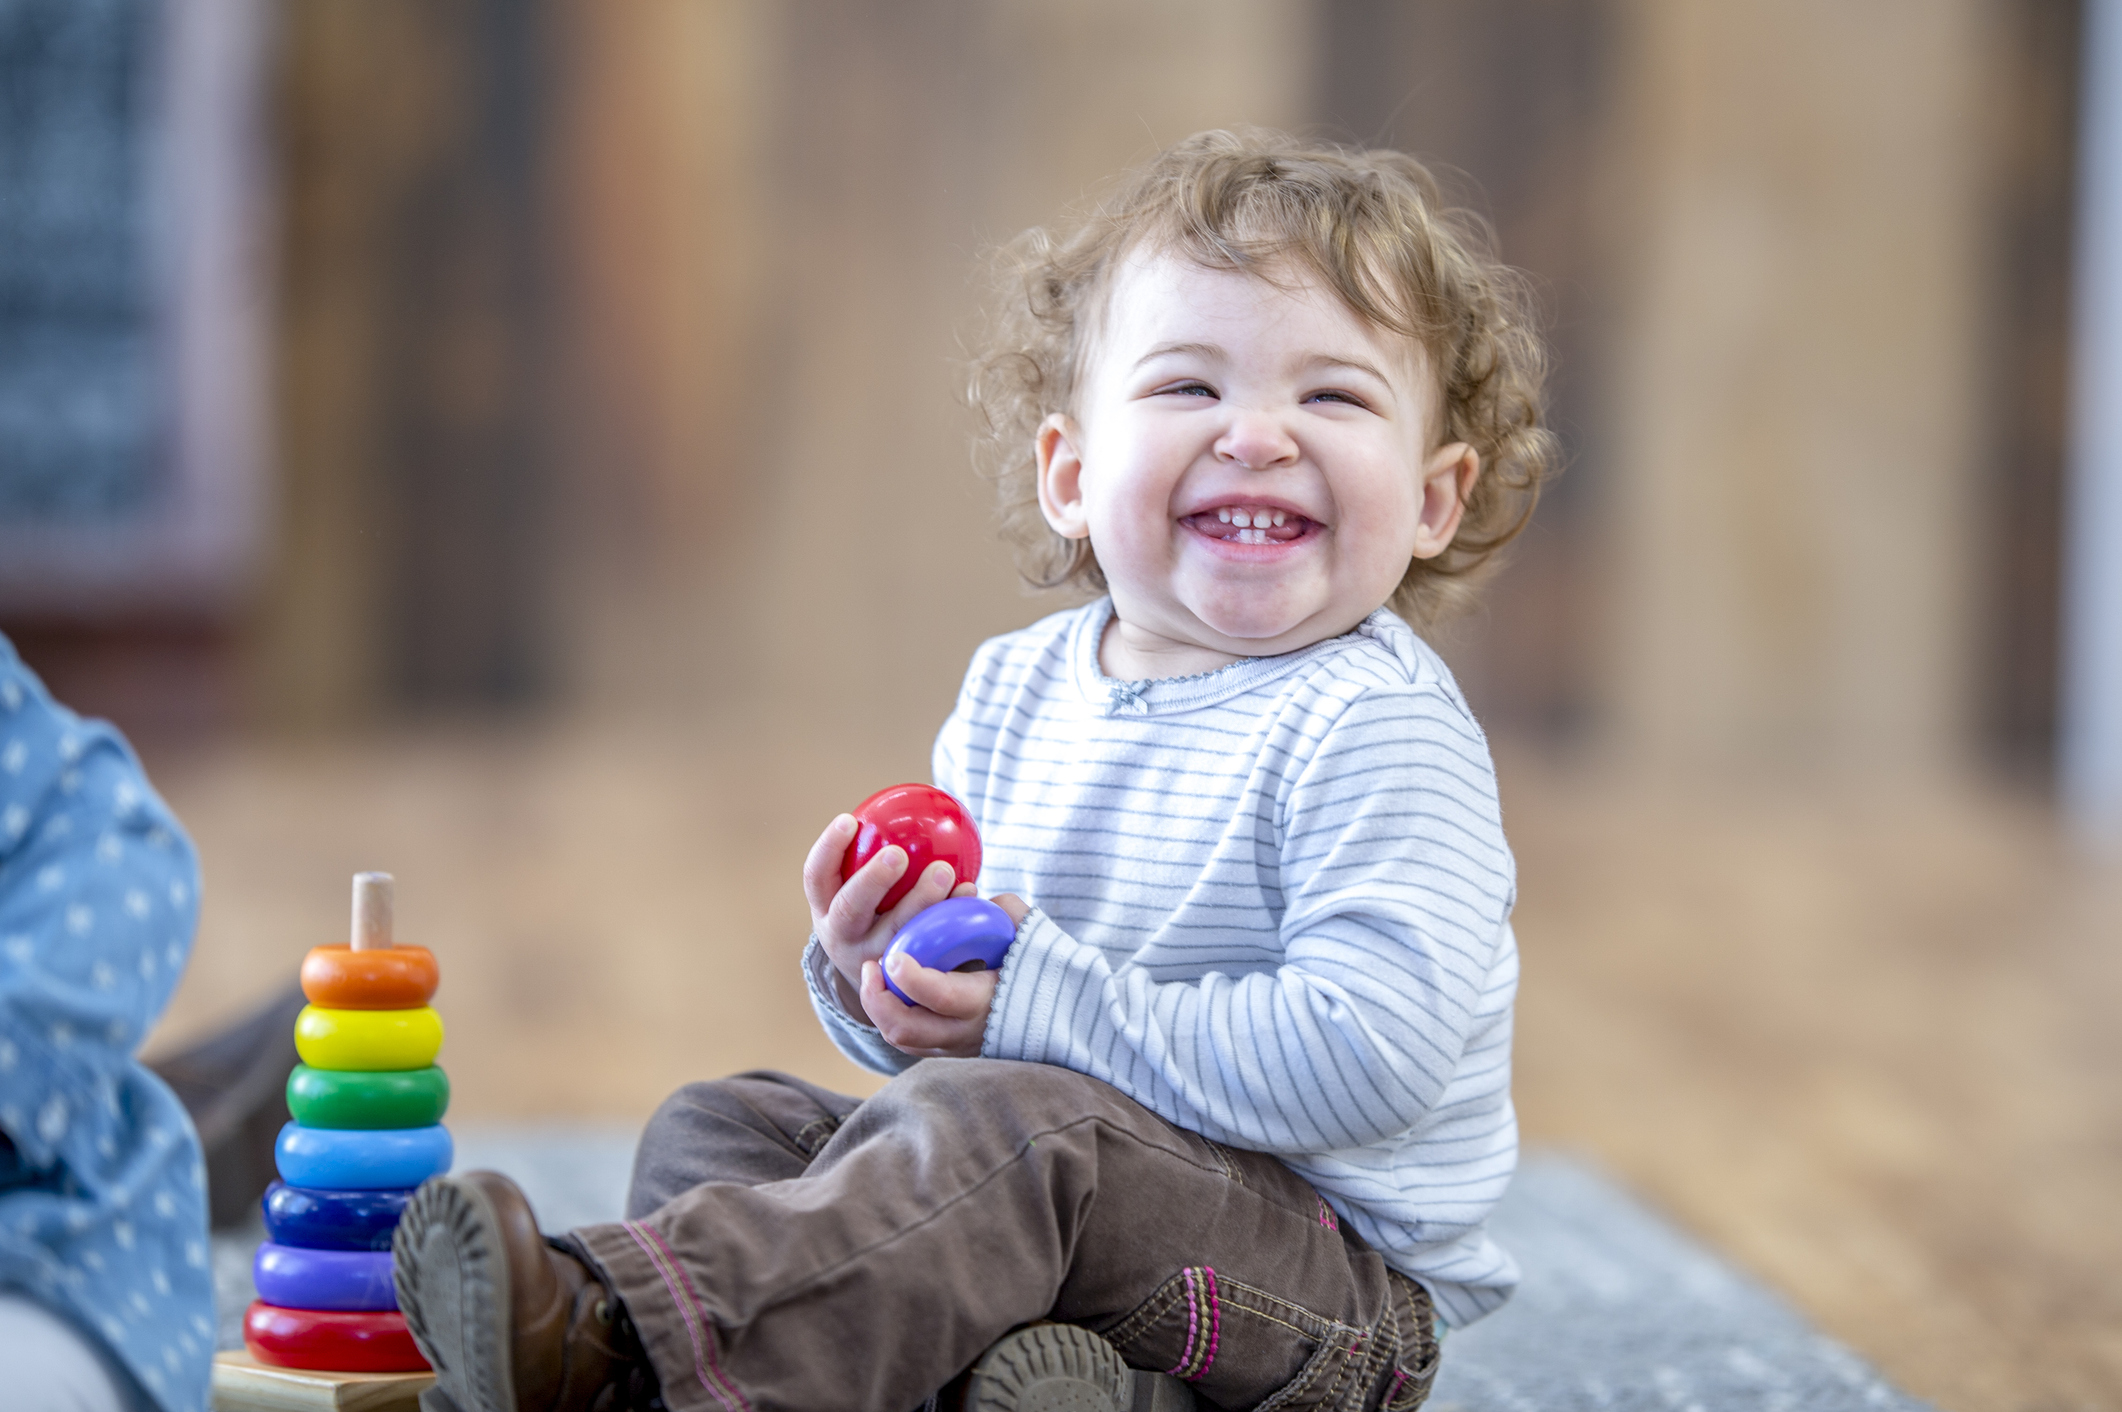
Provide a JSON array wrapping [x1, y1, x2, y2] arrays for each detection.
[[800, 935, 919, 1078], [977, 685, 1516, 1156]]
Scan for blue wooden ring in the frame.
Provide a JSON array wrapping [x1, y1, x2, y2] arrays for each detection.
[[252, 1242, 398, 1312], [262, 1181, 412, 1252], [275, 1122, 452, 1191]]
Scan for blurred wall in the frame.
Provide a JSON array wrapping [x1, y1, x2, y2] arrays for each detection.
[[1603, 0, 1997, 775], [0, 0, 271, 742], [236, 0, 2077, 782], [258, 0, 553, 728]]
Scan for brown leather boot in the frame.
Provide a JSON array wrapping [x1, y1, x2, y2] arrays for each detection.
[[393, 1171, 654, 1412]]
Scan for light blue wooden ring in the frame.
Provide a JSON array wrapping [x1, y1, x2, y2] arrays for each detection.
[[274, 1122, 452, 1191], [252, 1242, 399, 1312]]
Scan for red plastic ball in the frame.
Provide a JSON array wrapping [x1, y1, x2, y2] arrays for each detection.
[[841, 784, 982, 913], [243, 1300, 431, 1373]]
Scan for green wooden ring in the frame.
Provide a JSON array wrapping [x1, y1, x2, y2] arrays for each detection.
[[286, 1064, 450, 1131]]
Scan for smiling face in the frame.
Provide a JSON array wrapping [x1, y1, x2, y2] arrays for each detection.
[[1035, 252, 1480, 678]]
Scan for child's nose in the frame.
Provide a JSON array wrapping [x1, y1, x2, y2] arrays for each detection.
[[1214, 411, 1299, 470]]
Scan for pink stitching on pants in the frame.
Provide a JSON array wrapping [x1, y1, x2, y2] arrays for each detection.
[[624, 1221, 753, 1412], [1389, 1369, 1410, 1404], [642, 1224, 754, 1412], [1164, 1268, 1200, 1378], [623, 1223, 726, 1410], [1199, 1265, 1221, 1377], [1162, 1266, 1222, 1382]]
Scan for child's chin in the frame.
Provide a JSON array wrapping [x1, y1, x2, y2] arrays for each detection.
[[1187, 604, 1318, 651]]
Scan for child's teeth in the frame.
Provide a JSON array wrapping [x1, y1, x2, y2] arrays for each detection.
[[1201, 506, 1304, 539]]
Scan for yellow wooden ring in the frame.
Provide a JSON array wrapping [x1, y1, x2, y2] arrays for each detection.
[[294, 1006, 444, 1072]]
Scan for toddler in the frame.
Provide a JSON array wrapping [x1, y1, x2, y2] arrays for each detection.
[[394, 129, 1554, 1412]]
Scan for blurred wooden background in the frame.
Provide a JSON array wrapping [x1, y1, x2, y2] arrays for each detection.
[[4, 2, 2115, 1409], [13, 0, 2069, 772]]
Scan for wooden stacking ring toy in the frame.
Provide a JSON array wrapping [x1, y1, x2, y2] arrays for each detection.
[[253, 1243, 398, 1311], [243, 1301, 430, 1373], [275, 1121, 452, 1191], [261, 1181, 411, 1252], [216, 873, 453, 1389], [295, 1004, 443, 1071], [287, 1064, 449, 1130], [301, 943, 439, 1009]]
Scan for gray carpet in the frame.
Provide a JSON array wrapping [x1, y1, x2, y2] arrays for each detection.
[[1428, 1156, 1933, 1412], [214, 1135, 1933, 1411]]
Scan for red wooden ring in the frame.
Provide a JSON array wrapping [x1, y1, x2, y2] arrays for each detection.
[[243, 1300, 431, 1373], [301, 945, 440, 1009]]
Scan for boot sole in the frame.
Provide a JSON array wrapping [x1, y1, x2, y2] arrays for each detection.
[[966, 1324, 1197, 1412], [392, 1176, 518, 1412]]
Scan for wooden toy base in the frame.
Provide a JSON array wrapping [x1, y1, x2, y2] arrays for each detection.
[[210, 1351, 434, 1412]]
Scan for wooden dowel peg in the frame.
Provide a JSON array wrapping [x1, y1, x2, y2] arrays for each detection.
[[352, 873, 395, 951]]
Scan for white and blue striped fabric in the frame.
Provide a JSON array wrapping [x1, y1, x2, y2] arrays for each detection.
[[806, 599, 1520, 1325]]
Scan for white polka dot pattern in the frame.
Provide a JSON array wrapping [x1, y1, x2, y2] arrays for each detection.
[[0, 634, 211, 1412]]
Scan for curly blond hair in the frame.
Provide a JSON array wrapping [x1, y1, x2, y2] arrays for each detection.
[[967, 128, 1556, 630]]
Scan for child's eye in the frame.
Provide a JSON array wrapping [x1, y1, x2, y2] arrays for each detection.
[[1156, 381, 1217, 399], [1307, 389, 1369, 408]]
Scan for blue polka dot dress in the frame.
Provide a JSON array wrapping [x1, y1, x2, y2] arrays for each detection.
[[0, 635, 212, 1412]]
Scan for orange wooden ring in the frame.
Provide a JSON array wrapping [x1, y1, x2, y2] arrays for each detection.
[[301, 945, 439, 1009]]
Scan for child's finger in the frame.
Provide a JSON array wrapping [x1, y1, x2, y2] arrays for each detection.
[[882, 1011, 981, 1057], [868, 999, 980, 1056], [881, 860, 959, 932], [827, 845, 908, 936], [884, 950, 998, 1021], [859, 959, 922, 1033], [860, 957, 987, 1055], [801, 815, 860, 917]]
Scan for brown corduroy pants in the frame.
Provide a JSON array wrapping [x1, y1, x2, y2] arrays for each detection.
[[569, 1059, 1438, 1412]]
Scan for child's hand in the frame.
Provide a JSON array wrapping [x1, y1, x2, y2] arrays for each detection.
[[858, 892, 1027, 1058], [803, 813, 975, 1017]]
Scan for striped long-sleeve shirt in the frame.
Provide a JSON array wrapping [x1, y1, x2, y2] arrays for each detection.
[[804, 598, 1520, 1324]]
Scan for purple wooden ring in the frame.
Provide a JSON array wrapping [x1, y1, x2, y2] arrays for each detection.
[[252, 1241, 399, 1312], [882, 897, 1016, 1005]]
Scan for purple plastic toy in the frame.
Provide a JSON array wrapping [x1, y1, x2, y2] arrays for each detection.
[[252, 1242, 399, 1311], [882, 897, 1016, 1005]]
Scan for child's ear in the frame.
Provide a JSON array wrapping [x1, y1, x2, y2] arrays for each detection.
[[1410, 442, 1480, 561], [1035, 414, 1091, 540]]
